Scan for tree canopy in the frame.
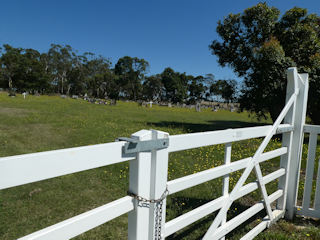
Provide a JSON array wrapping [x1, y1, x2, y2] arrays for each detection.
[[0, 44, 237, 104], [210, 3, 320, 123]]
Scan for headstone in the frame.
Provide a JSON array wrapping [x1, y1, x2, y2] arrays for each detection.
[[168, 103, 172, 108], [72, 95, 78, 99], [22, 92, 26, 99], [141, 102, 147, 107], [110, 99, 116, 105], [196, 102, 201, 112], [8, 91, 16, 97], [148, 101, 153, 108]]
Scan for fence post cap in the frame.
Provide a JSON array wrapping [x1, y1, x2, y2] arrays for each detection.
[[131, 129, 152, 140], [150, 129, 169, 139]]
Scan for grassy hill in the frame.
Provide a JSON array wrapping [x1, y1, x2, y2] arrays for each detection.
[[0, 93, 319, 239]]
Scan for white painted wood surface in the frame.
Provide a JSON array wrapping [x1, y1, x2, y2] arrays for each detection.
[[221, 143, 231, 240], [210, 190, 283, 240], [276, 71, 296, 214], [302, 133, 317, 210], [297, 127, 320, 219], [304, 124, 320, 134], [0, 142, 134, 190], [167, 147, 287, 194], [285, 69, 309, 219], [148, 130, 169, 239], [128, 130, 153, 240], [314, 156, 320, 210], [203, 90, 297, 240], [240, 210, 284, 240], [168, 124, 293, 153], [295, 207, 320, 219], [18, 196, 134, 240], [164, 168, 285, 237]]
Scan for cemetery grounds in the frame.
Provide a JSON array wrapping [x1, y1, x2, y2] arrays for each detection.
[[0, 92, 319, 239]]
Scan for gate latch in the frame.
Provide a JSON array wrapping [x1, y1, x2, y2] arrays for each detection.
[[116, 137, 169, 154]]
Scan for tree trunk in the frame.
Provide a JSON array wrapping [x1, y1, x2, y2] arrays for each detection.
[[61, 78, 64, 94], [8, 76, 12, 89], [67, 84, 71, 95]]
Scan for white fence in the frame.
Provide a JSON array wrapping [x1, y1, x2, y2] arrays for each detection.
[[0, 67, 319, 239], [295, 124, 320, 219]]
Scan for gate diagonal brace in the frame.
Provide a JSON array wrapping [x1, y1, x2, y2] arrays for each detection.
[[116, 137, 169, 154]]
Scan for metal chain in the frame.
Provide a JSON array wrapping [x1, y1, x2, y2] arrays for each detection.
[[127, 187, 169, 240]]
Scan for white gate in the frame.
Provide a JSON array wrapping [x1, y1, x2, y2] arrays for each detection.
[[295, 124, 320, 219], [0, 67, 318, 239]]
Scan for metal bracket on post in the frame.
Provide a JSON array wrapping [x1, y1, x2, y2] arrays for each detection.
[[116, 137, 169, 154]]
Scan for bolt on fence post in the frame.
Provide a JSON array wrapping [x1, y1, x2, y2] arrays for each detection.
[[128, 130, 153, 240], [279, 67, 309, 220]]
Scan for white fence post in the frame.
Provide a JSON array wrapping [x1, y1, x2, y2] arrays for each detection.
[[149, 130, 169, 239], [282, 67, 309, 219], [127, 129, 169, 240], [221, 142, 231, 240], [276, 68, 297, 214], [128, 130, 153, 240]]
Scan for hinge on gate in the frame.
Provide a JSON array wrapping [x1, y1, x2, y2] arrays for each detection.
[[116, 137, 169, 154]]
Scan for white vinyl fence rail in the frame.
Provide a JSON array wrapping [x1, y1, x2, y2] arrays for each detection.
[[0, 67, 319, 239]]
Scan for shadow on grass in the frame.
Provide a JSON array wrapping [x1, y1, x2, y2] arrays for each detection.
[[166, 195, 267, 239], [148, 120, 268, 133]]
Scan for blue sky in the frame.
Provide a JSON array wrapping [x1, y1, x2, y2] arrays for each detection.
[[0, 0, 319, 81]]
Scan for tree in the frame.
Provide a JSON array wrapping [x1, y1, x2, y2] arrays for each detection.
[[210, 79, 237, 103], [66, 54, 88, 95], [83, 53, 112, 98], [188, 75, 206, 104], [161, 67, 188, 103], [115, 56, 149, 101], [19, 48, 50, 93], [0, 44, 24, 90], [0, 45, 50, 93], [209, 3, 320, 122], [142, 74, 163, 101], [104, 70, 119, 100], [47, 44, 75, 94]]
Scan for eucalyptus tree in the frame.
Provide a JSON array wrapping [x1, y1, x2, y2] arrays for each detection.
[[0, 44, 24, 90], [115, 56, 149, 101], [19, 48, 50, 93], [142, 74, 163, 101], [188, 75, 206, 104], [66, 54, 88, 95], [210, 3, 320, 122], [47, 44, 75, 94], [83, 53, 112, 98], [210, 79, 237, 103], [160, 67, 189, 103]]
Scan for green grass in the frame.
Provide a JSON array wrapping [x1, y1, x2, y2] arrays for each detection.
[[0, 92, 319, 239]]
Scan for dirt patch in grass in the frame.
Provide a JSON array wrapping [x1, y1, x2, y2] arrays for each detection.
[[0, 107, 32, 117], [0, 123, 68, 157]]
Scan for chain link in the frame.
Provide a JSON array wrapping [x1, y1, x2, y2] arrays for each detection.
[[127, 187, 169, 240]]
